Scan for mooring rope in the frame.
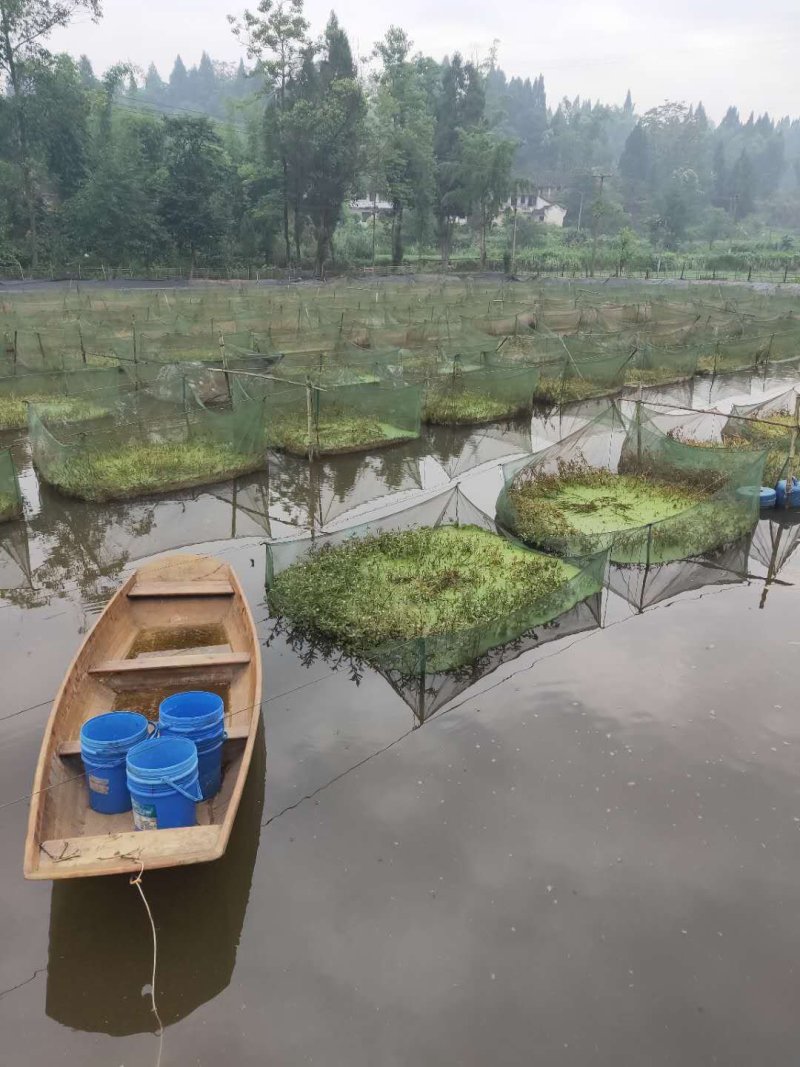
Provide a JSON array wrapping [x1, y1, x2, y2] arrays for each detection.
[[130, 860, 163, 1036]]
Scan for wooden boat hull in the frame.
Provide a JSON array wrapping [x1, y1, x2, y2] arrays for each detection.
[[24, 553, 262, 880]]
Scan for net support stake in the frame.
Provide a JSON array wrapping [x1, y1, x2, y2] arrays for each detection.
[[783, 394, 800, 510], [306, 375, 316, 462]]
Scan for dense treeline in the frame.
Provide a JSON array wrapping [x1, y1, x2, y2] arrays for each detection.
[[0, 0, 799, 275]]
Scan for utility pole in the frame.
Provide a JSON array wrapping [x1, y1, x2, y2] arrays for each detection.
[[590, 173, 612, 278]]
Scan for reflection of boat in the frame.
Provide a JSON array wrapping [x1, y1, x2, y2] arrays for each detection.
[[45, 721, 265, 1035], [25, 553, 262, 880]]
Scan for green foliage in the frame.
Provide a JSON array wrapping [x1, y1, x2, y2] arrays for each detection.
[[0, 4, 798, 272], [159, 116, 231, 267]]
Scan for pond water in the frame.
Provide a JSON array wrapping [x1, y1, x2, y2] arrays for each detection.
[[2, 374, 800, 1065]]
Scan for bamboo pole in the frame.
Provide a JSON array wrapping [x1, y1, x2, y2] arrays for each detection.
[[782, 394, 800, 510]]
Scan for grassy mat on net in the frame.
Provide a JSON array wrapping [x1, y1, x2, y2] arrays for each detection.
[[0, 394, 113, 431], [0, 490, 20, 522], [504, 463, 745, 563], [39, 440, 263, 502], [269, 525, 578, 655], [270, 413, 417, 455], [423, 390, 529, 425]]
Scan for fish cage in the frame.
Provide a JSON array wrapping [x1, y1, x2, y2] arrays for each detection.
[[724, 385, 800, 488], [412, 362, 539, 425], [0, 366, 126, 431], [0, 449, 22, 523], [497, 403, 766, 565], [28, 385, 267, 502], [232, 374, 423, 457], [265, 485, 608, 691]]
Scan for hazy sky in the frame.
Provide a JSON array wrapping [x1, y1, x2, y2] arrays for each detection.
[[49, 0, 799, 121]]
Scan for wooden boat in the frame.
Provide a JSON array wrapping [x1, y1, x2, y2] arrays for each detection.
[[24, 553, 262, 880]]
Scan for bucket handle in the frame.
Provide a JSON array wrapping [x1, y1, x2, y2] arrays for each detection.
[[166, 777, 203, 803]]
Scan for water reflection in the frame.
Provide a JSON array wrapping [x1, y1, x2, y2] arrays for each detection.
[[45, 721, 266, 1036], [266, 443, 423, 530], [0, 518, 32, 592], [607, 535, 752, 613], [5, 473, 278, 609], [267, 595, 604, 726], [749, 511, 800, 608]]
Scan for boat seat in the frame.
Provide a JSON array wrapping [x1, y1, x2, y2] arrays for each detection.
[[128, 581, 234, 598], [89, 651, 251, 677]]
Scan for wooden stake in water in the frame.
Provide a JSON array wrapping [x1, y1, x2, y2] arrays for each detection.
[[783, 394, 800, 510], [306, 375, 316, 461]]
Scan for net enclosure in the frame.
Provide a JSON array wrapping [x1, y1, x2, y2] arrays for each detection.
[[265, 485, 608, 679], [0, 366, 126, 431], [232, 374, 422, 456], [28, 384, 267, 502], [724, 386, 800, 487], [0, 449, 22, 523], [497, 403, 767, 565]]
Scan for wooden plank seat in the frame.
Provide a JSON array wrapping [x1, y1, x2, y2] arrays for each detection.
[[89, 651, 250, 677], [128, 581, 234, 598]]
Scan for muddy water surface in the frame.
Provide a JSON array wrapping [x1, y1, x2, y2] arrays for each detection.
[[2, 391, 800, 1065]]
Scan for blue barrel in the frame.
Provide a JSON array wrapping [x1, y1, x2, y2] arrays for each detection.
[[775, 478, 800, 508], [126, 737, 202, 830], [760, 486, 777, 509], [158, 691, 226, 800], [80, 712, 150, 815]]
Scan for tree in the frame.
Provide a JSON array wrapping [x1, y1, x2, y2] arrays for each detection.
[[66, 112, 165, 266], [372, 27, 435, 265], [434, 54, 485, 266], [159, 116, 229, 273], [229, 0, 309, 265], [459, 127, 514, 268], [730, 149, 756, 218], [296, 13, 364, 274], [168, 54, 189, 104], [77, 53, 95, 87], [0, 0, 102, 266]]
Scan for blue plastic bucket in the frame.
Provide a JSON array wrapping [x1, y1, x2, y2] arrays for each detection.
[[759, 486, 777, 509], [80, 711, 150, 815], [158, 691, 226, 800], [738, 485, 778, 509], [775, 478, 800, 509], [126, 737, 202, 830]]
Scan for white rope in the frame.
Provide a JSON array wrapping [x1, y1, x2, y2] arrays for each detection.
[[130, 861, 163, 1036]]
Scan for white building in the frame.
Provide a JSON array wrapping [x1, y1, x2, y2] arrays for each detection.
[[348, 198, 394, 222], [503, 192, 566, 228]]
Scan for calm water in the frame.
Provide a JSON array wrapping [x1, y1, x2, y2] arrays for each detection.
[[2, 379, 800, 1065]]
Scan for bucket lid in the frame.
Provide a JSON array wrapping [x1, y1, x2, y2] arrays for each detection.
[[80, 711, 150, 755], [126, 736, 198, 782], [159, 691, 224, 731]]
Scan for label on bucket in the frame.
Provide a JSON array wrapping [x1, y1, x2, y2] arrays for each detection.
[[88, 774, 110, 796], [132, 798, 158, 831]]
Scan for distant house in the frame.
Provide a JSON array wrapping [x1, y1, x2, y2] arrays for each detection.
[[502, 190, 566, 228], [348, 197, 394, 222]]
